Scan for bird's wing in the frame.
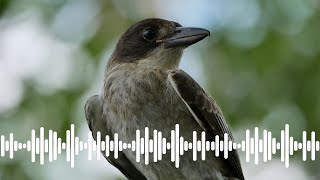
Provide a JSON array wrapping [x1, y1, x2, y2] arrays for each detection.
[[168, 70, 245, 180], [85, 95, 147, 180]]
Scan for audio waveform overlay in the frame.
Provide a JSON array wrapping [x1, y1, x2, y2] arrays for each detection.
[[0, 124, 318, 168]]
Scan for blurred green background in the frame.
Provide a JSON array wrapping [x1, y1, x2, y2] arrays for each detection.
[[0, 0, 320, 179]]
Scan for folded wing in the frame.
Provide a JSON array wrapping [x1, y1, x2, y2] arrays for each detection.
[[168, 70, 245, 180]]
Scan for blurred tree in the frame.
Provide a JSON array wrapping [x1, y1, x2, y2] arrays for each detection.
[[0, 0, 10, 16]]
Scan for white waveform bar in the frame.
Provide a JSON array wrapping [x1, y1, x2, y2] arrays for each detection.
[[0, 124, 318, 168]]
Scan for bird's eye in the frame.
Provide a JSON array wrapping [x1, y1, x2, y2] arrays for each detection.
[[142, 27, 157, 41], [174, 22, 182, 27]]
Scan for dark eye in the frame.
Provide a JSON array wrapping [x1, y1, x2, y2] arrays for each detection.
[[142, 27, 157, 41], [174, 22, 182, 27]]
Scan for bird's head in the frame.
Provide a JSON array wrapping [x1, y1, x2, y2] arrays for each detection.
[[108, 18, 210, 70]]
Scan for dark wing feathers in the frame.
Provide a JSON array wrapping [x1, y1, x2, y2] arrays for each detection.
[[85, 95, 147, 180], [169, 70, 245, 180]]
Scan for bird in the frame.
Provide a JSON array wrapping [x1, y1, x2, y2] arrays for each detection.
[[85, 18, 245, 180]]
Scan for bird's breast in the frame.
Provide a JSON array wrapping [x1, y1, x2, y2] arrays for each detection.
[[101, 67, 226, 180], [102, 66, 197, 136]]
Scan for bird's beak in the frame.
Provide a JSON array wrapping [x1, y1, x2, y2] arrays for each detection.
[[161, 27, 210, 49]]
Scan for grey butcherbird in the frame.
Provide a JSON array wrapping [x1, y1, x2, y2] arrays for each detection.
[[85, 18, 245, 180]]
